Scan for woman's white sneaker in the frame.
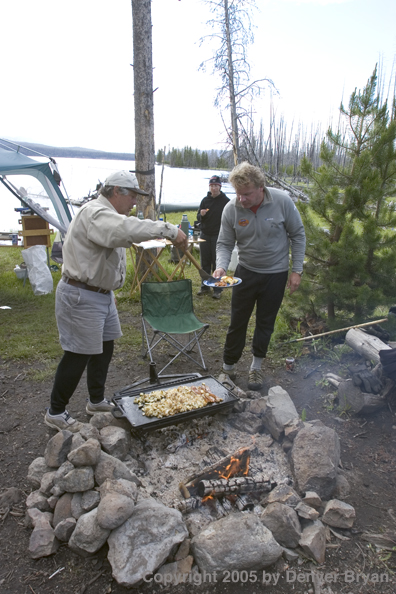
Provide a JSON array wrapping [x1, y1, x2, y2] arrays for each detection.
[[86, 399, 115, 415], [44, 409, 83, 432]]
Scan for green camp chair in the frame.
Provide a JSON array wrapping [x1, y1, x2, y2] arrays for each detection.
[[141, 279, 209, 376]]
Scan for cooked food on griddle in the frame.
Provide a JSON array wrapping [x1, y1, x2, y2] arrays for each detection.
[[214, 275, 239, 287], [134, 383, 222, 418]]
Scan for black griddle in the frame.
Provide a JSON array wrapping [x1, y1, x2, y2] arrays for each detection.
[[112, 374, 238, 432]]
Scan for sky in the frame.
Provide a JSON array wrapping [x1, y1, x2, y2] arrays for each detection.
[[0, 0, 395, 154]]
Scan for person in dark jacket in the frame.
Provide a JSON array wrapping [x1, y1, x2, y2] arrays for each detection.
[[196, 175, 230, 299]]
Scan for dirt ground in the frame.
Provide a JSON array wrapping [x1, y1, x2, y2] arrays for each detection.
[[1, 309, 396, 594]]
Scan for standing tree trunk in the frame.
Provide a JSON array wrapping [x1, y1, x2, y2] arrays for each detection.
[[224, 0, 240, 165], [131, 0, 156, 220]]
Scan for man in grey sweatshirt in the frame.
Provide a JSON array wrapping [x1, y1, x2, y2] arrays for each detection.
[[214, 162, 306, 390]]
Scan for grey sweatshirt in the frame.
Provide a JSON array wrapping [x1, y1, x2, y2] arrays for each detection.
[[216, 187, 306, 274]]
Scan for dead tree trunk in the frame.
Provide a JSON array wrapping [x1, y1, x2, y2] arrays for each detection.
[[131, 0, 156, 220], [345, 328, 391, 364]]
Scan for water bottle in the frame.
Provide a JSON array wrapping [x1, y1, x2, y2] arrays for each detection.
[[181, 214, 189, 236]]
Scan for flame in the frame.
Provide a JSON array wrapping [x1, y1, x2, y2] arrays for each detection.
[[200, 448, 250, 503]]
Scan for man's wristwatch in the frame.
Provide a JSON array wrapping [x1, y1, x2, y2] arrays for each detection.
[[294, 270, 303, 277]]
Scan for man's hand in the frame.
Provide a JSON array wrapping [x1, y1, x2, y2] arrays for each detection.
[[172, 229, 188, 252], [287, 272, 302, 295], [200, 209, 209, 216], [213, 267, 226, 279]]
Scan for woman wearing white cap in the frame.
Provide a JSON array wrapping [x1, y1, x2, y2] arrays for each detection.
[[45, 171, 187, 432]]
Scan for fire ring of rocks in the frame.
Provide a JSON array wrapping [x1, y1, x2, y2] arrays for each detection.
[[24, 379, 355, 588]]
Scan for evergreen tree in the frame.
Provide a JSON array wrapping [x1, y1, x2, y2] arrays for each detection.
[[300, 66, 396, 321]]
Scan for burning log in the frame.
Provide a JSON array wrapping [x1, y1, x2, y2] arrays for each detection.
[[185, 446, 251, 496], [197, 476, 274, 498]]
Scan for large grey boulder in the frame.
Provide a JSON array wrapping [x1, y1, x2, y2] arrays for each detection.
[[107, 499, 188, 587], [191, 513, 282, 573], [262, 386, 299, 440], [68, 507, 110, 556], [290, 422, 340, 499]]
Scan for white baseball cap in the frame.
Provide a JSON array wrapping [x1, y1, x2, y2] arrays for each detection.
[[103, 170, 149, 195]]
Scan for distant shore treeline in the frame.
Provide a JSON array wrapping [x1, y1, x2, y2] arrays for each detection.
[[0, 139, 135, 161]]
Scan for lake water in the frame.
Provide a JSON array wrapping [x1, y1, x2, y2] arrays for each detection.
[[1, 157, 234, 232]]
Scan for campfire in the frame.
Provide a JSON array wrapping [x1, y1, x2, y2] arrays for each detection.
[[177, 446, 276, 515]]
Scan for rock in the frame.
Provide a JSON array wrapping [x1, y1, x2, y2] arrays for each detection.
[[99, 426, 131, 460], [295, 502, 319, 520], [0, 487, 24, 509], [192, 514, 282, 573], [27, 457, 54, 489], [54, 517, 76, 542], [28, 516, 59, 559], [155, 556, 194, 585], [56, 466, 95, 493], [79, 424, 100, 441], [53, 492, 73, 527], [81, 490, 100, 512], [334, 473, 351, 498], [262, 386, 299, 440], [299, 520, 326, 563], [260, 502, 301, 548], [338, 380, 387, 414], [71, 493, 84, 519], [94, 451, 141, 486], [44, 430, 73, 468], [174, 538, 191, 561], [232, 399, 249, 413], [245, 398, 268, 416], [290, 423, 340, 499], [97, 492, 135, 530], [282, 439, 293, 453], [89, 412, 117, 430], [98, 478, 138, 501], [68, 507, 110, 556], [25, 508, 53, 529], [261, 484, 301, 508], [47, 496, 59, 510], [39, 471, 57, 496], [284, 418, 304, 441], [227, 411, 264, 434], [67, 438, 101, 467], [245, 390, 262, 399], [26, 490, 51, 512], [322, 499, 356, 528], [302, 491, 322, 509], [282, 547, 300, 561], [185, 512, 212, 538], [70, 433, 86, 450], [107, 499, 188, 587]]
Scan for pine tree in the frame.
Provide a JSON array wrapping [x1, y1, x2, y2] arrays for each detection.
[[300, 66, 396, 321]]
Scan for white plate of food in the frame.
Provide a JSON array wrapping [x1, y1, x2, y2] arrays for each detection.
[[203, 276, 242, 288]]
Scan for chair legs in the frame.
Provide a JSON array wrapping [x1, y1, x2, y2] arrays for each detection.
[[142, 319, 209, 376]]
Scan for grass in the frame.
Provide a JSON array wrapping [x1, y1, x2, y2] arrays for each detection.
[[0, 209, 303, 379], [0, 219, 234, 379]]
